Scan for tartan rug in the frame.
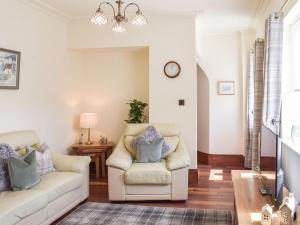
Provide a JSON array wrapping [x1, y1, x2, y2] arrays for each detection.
[[57, 202, 233, 225]]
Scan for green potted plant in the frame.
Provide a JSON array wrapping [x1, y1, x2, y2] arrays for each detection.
[[125, 99, 148, 124]]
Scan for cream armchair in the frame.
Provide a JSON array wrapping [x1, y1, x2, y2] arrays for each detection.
[[106, 123, 191, 201]]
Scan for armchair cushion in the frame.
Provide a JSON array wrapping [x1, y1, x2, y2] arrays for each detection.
[[124, 136, 136, 157], [106, 137, 133, 171], [163, 136, 179, 157], [51, 151, 91, 173], [166, 138, 191, 170], [125, 123, 180, 137], [124, 136, 179, 159], [125, 160, 171, 185]]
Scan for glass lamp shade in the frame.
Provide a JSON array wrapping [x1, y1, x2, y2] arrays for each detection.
[[131, 11, 147, 26], [90, 9, 108, 25], [80, 113, 97, 129], [112, 21, 126, 33]]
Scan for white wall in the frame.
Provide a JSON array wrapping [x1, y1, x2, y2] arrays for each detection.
[[197, 65, 209, 154], [199, 33, 244, 155], [0, 2, 197, 167], [80, 48, 149, 143], [0, 0, 83, 153], [67, 14, 198, 168]]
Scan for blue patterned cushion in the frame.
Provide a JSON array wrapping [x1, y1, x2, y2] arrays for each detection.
[[136, 137, 164, 163], [131, 126, 170, 156], [0, 144, 19, 191]]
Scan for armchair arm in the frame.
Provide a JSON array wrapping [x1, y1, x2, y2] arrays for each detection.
[[106, 136, 133, 171], [51, 150, 91, 173], [166, 137, 191, 170]]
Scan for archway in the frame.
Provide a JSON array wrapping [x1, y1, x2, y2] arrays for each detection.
[[197, 64, 210, 154]]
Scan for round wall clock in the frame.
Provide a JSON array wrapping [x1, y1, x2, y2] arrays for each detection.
[[164, 61, 181, 78]]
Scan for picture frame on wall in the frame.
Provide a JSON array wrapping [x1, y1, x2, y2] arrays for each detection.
[[0, 48, 21, 89], [217, 81, 235, 95]]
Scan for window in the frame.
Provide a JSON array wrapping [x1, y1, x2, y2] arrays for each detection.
[[282, 1, 300, 139], [290, 19, 300, 91]]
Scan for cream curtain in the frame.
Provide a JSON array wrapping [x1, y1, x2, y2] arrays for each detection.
[[244, 51, 255, 169], [263, 13, 284, 135], [245, 39, 265, 169]]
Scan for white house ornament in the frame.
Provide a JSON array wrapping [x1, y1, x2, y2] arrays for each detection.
[[280, 193, 296, 225], [261, 204, 273, 225]]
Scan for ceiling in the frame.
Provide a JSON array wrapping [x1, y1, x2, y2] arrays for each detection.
[[28, 0, 265, 32]]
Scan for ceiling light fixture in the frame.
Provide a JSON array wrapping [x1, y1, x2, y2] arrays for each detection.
[[90, 0, 148, 33]]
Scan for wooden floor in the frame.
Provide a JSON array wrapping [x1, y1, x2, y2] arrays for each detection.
[[53, 164, 242, 224], [88, 164, 243, 211]]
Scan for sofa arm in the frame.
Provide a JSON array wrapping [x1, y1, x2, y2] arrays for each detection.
[[106, 136, 133, 171], [51, 151, 91, 173], [166, 137, 191, 170]]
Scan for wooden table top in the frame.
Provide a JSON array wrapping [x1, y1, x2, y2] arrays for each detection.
[[72, 142, 114, 150], [232, 170, 300, 225]]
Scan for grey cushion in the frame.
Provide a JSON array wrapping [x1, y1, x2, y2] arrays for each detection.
[[136, 137, 164, 163], [131, 126, 170, 156], [8, 150, 40, 191], [0, 144, 19, 191]]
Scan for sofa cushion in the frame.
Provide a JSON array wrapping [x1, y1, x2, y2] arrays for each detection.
[[0, 144, 19, 192], [26, 146, 55, 175], [0, 189, 48, 225], [8, 150, 41, 191], [0, 131, 40, 149], [51, 151, 91, 173], [31, 172, 83, 203], [125, 160, 171, 185]]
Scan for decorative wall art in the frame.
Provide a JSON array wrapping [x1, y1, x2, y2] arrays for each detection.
[[0, 48, 21, 89], [217, 81, 235, 95]]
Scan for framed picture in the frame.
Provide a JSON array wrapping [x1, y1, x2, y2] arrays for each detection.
[[217, 81, 235, 95], [0, 48, 21, 89]]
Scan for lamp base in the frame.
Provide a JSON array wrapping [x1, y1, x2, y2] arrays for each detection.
[[86, 128, 93, 145]]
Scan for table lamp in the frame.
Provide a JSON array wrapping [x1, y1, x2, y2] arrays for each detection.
[[80, 113, 97, 145]]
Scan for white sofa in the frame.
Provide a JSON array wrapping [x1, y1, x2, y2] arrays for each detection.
[[0, 131, 91, 225], [106, 123, 191, 201]]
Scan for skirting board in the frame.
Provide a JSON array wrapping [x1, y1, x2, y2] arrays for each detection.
[[197, 151, 275, 171]]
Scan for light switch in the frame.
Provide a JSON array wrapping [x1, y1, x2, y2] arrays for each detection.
[[179, 99, 185, 106]]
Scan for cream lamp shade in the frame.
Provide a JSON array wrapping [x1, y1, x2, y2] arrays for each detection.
[[80, 113, 97, 129]]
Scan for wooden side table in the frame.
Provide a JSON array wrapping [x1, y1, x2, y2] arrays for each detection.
[[72, 142, 114, 178], [232, 170, 300, 225]]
